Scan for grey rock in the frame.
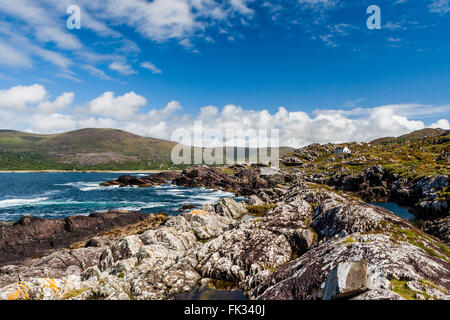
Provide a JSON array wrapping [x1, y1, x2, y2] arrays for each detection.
[[322, 261, 368, 300], [182, 209, 237, 240], [110, 235, 143, 261], [215, 198, 248, 220]]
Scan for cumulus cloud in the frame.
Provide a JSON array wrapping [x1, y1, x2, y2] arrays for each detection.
[[87, 91, 147, 119], [1, 84, 448, 148], [26, 113, 78, 133], [0, 84, 47, 110], [431, 119, 450, 129], [37, 92, 74, 114]]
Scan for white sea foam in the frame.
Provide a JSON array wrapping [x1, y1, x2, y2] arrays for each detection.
[[0, 197, 168, 210], [1, 177, 239, 219], [56, 181, 126, 192], [0, 197, 49, 208]]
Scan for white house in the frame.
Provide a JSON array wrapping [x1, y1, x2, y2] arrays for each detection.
[[334, 147, 351, 154]]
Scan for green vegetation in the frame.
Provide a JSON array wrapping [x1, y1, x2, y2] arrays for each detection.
[[221, 167, 237, 175], [390, 279, 432, 300], [246, 204, 276, 217], [437, 185, 450, 201], [0, 128, 294, 170], [0, 128, 184, 171], [390, 226, 449, 263], [366, 221, 449, 263], [281, 128, 449, 179], [62, 288, 88, 300], [342, 237, 357, 245], [208, 280, 236, 290]]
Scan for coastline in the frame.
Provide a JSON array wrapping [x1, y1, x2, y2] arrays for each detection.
[[0, 166, 449, 300], [0, 170, 178, 173]]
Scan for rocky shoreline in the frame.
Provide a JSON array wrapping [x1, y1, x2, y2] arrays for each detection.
[[302, 165, 449, 244], [304, 165, 448, 218], [0, 166, 449, 300], [0, 210, 167, 268]]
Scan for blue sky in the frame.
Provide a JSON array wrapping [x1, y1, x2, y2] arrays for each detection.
[[0, 0, 449, 147]]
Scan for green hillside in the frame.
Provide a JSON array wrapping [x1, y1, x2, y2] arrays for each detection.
[[0, 128, 294, 171], [281, 128, 449, 179], [0, 129, 178, 170]]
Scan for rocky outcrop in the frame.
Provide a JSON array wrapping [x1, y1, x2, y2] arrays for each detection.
[[417, 217, 450, 245], [0, 210, 167, 267], [215, 198, 248, 220], [182, 209, 237, 240], [306, 166, 448, 219], [0, 247, 104, 289], [101, 171, 181, 187], [1, 171, 449, 301], [250, 186, 449, 300], [103, 165, 296, 197]]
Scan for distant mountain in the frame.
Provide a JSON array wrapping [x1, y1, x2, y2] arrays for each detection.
[[0, 128, 294, 170]]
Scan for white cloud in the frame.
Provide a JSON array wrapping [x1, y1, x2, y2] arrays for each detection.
[[430, 119, 450, 129], [0, 21, 73, 70], [318, 34, 338, 47], [0, 0, 268, 81], [146, 100, 182, 120], [141, 62, 162, 74], [26, 113, 78, 133], [0, 0, 81, 50], [0, 41, 32, 68], [81, 65, 112, 80], [1, 84, 448, 147], [297, 0, 339, 10], [109, 62, 137, 75], [384, 21, 403, 30], [428, 0, 450, 13], [37, 92, 74, 114], [0, 84, 47, 110], [230, 0, 254, 15], [87, 91, 147, 119]]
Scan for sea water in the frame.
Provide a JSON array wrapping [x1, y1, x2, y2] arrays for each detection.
[[0, 172, 236, 222], [369, 201, 416, 221]]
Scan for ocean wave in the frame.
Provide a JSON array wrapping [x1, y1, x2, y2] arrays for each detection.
[[56, 181, 131, 192], [0, 197, 169, 209], [0, 197, 49, 208]]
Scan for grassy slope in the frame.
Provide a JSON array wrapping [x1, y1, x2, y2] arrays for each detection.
[[0, 129, 294, 170], [0, 129, 179, 170], [281, 129, 450, 180]]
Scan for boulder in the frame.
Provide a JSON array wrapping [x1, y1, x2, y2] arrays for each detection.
[[215, 198, 248, 220], [110, 236, 143, 261], [140, 227, 196, 252], [182, 210, 237, 240], [322, 261, 368, 300]]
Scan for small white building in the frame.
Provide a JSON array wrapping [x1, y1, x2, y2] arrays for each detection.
[[334, 147, 351, 154]]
